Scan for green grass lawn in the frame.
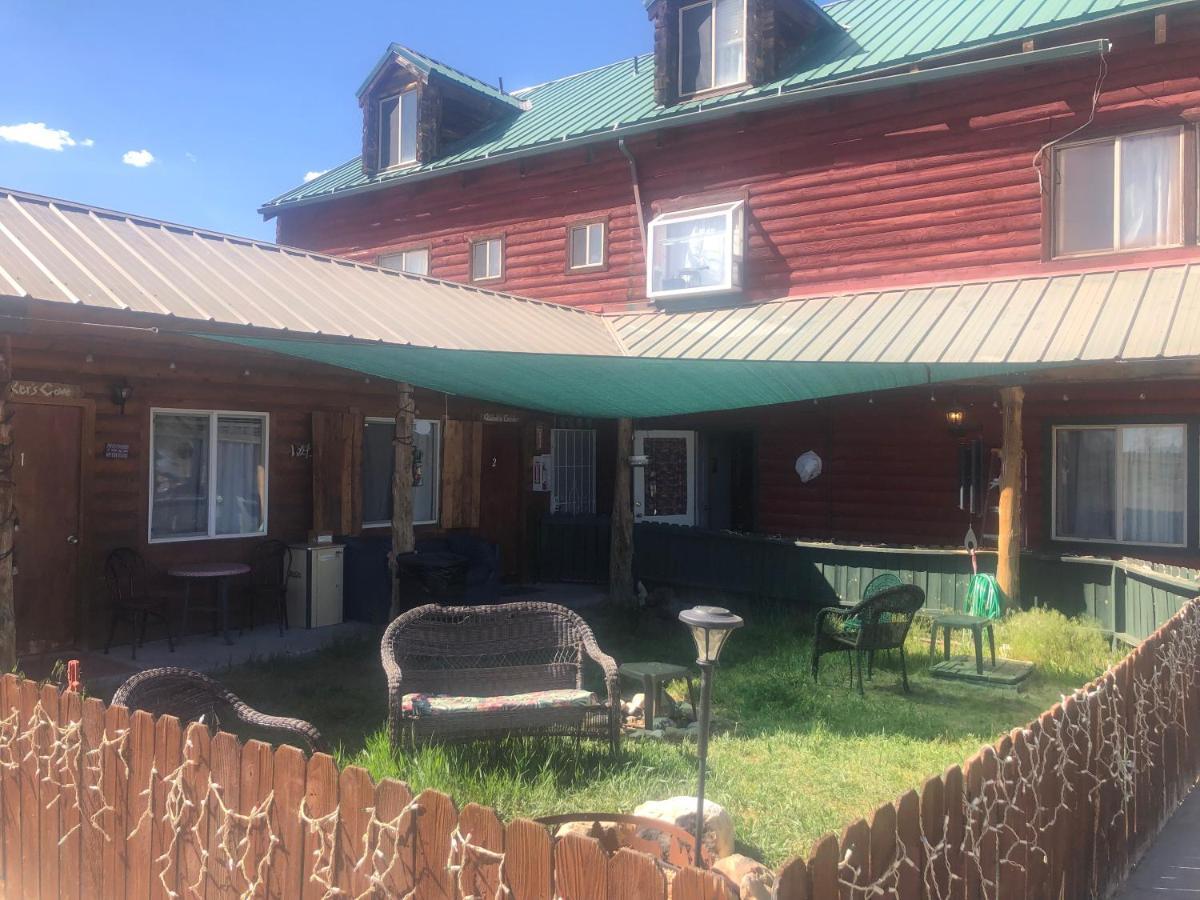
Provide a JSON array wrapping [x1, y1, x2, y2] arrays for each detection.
[[219, 603, 1118, 867]]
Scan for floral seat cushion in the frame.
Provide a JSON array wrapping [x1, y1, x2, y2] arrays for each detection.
[[402, 688, 598, 717]]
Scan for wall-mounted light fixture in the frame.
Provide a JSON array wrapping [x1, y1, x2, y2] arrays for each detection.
[[945, 405, 967, 433], [111, 381, 133, 415]]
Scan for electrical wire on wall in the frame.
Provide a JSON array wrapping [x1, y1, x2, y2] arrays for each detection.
[[1031, 45, 1110, 195]]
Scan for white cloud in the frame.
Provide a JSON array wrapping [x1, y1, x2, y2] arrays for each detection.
[[303, 170, 328, 183], [80, 138, 95, 147], [185, 152, 197, 163], [122, 149, 155, 168], [0, 122, 87, 151]]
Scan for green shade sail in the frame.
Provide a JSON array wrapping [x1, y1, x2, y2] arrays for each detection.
[[204, 335, 1053, 418]]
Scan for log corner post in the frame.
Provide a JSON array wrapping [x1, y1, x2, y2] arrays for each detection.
[[0, 336, 14, 671], [997, 386, 1024, 608], [388, 383, 415, 621], [609, 418, 635, 607]]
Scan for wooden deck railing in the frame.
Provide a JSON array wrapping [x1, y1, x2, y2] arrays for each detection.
[[1, 598, 1196, 898]]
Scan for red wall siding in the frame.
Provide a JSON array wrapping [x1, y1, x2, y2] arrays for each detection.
[[276, 12, 1200, 311]]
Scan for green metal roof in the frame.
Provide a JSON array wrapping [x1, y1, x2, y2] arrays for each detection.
[[355, 44, 527, 111], [202, 336, 1054, 418], [262, 0, 1187, 215]]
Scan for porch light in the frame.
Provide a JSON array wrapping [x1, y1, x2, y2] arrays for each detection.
[[678, 605, 743, 867], [945, 405, 967, 432], [111, 381, 133, 415]]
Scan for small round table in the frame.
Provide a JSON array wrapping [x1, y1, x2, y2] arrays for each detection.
[[169, 563, 251, 646], [929, 612, 997, 675]]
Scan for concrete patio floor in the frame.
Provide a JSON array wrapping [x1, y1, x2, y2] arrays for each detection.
[[1114, 785, 1200, 898]]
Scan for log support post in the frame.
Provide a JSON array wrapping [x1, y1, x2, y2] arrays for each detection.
[[997, 386, 1024, 608], [0, 337, 13, 670], [609, 418, 635, 607], [389, 382, 415, 621]]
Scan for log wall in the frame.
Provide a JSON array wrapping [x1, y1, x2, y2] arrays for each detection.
[[275, 12, 1200, 311]]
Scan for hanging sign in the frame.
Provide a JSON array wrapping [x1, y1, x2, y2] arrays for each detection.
[[8, 381, 82, 400], [532, 454, 551, 492], [482, 412, 521, 424]]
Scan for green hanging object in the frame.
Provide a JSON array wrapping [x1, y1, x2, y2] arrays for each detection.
[[964, 573, 1004, 620]]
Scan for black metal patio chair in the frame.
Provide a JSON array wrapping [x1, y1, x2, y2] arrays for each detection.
[[811, 575, 925, 696], [244, 539, 292, 634], [102, 548, 176, 661]]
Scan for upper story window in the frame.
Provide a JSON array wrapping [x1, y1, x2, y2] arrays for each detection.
[[1054, 127, 1184, 258], [568, 221, 606, 271], [379, 247, 430, 276], [379, 89, 419, 170], [679, 0, 746, 96], [647, 200, 745, 300], [150, 410, 268, 542], [470, 236, 504, 282], [1053, 424, 1186, 547]]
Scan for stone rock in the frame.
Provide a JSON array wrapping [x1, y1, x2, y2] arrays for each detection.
[[633, 796, 735, 861], [651, 716, 674, 730], [712, 854, 775, 899], [555, 820, 621, 853], [626, 728, 664, 741], [624, 693, 645, 716], [675, 701, 695, 721]]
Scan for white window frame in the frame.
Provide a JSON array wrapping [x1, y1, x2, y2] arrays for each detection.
[[378, 247, 430, 276], [378, 88, 419, 171], [568, 222, 606, 271], [362, 417, 441, 528], [148, 408, 269, 544], [1050, 423, 1188, 548], [550, 428, 597, 514], [1052, 125, 1186, 259], [646, 200, 745, 300], [633, 429, 697, 526], [470, 237, 504, 282], [677, 0, 747, 97]]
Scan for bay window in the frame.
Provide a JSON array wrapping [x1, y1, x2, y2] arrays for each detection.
[[150, 410, 267, 542], [1053, 424, 1186, 547], [647, 200, 744, 299], [363, 418, 440, 527], [1054, 127, 1184, 257], [379, 89, 419, 170], [679, 0, 746, 96]]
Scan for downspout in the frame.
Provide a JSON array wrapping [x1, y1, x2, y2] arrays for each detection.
[[619, 138, 648, 260]]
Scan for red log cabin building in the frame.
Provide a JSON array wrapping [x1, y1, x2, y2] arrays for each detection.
[[260, 0, 1200, 566], [8, 0, 1200, 656]]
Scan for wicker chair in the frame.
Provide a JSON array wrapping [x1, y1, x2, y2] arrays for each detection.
[[111, 667, 326, 753], [811, 576, 926, 696], [382, 602, 621, 753]]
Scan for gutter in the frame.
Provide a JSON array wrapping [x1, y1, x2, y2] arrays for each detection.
[[261, 39, 1109, 218]]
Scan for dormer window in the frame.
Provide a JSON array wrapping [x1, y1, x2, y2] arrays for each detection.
[[379, 89, 419, 170], [679, 0, 746, 96]]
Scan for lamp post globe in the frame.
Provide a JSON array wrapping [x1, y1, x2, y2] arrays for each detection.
[[677, 605, 743, 867]]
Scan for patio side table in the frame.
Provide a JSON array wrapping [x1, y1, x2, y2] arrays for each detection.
[[929, 612, 996, 675], [618, 661, 696, 728], [170, 563, 251, 646]]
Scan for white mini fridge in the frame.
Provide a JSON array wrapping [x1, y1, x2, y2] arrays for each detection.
[[286, 544, 344, 629]]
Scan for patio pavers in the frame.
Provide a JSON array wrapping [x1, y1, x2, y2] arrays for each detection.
[[1114, 786, 1200, 898]]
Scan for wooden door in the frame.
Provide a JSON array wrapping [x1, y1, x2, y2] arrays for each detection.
[[478, 423, 522, 580], [12, 402, 83, 653]]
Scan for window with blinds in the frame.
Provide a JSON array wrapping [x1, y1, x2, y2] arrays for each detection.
[[551, 428, 596, 515]]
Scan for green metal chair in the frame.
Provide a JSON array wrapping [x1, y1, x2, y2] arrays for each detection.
[[811, 575, 926, 696]]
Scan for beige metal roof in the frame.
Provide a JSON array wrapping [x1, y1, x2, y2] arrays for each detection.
[[610, 264, 1200, 365], [0, 188, 621, 356]]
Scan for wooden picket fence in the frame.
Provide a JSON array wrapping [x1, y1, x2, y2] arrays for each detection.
[[0, 672, 735, 899], [0, 598, 1197, 898], [773, 596, 1200, 899]]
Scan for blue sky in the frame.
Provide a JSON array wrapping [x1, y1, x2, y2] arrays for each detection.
[[0, 1, 649, 241]]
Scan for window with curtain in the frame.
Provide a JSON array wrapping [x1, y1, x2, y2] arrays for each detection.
[[1054, 128, 1183, 257], [647, 201, 745, 299], [362, 418, 440, 527], [551, 429, 596, 514], [378, 248, 430, 276], [378, 89, 419, 170], [1054, 424, 1186, 546], [679, 0, 746, 95], [150, 411, 267, 541], [470, 237, 503, 281]]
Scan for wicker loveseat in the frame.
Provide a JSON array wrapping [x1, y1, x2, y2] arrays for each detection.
[[382, 602, 621, 752]]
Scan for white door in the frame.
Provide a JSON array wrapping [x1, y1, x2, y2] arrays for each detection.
[[634, 430, 696, 525]]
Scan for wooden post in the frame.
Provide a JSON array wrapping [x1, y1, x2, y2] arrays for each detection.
[[609, 418, 635, 607], [388, 383, 415, 621], [0, 336, 14, 671], [997, 386, 1024, 608]]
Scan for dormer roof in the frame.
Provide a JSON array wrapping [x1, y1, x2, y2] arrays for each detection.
[[263, 0, 1190, 217], [356, 43, 529, 112]]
